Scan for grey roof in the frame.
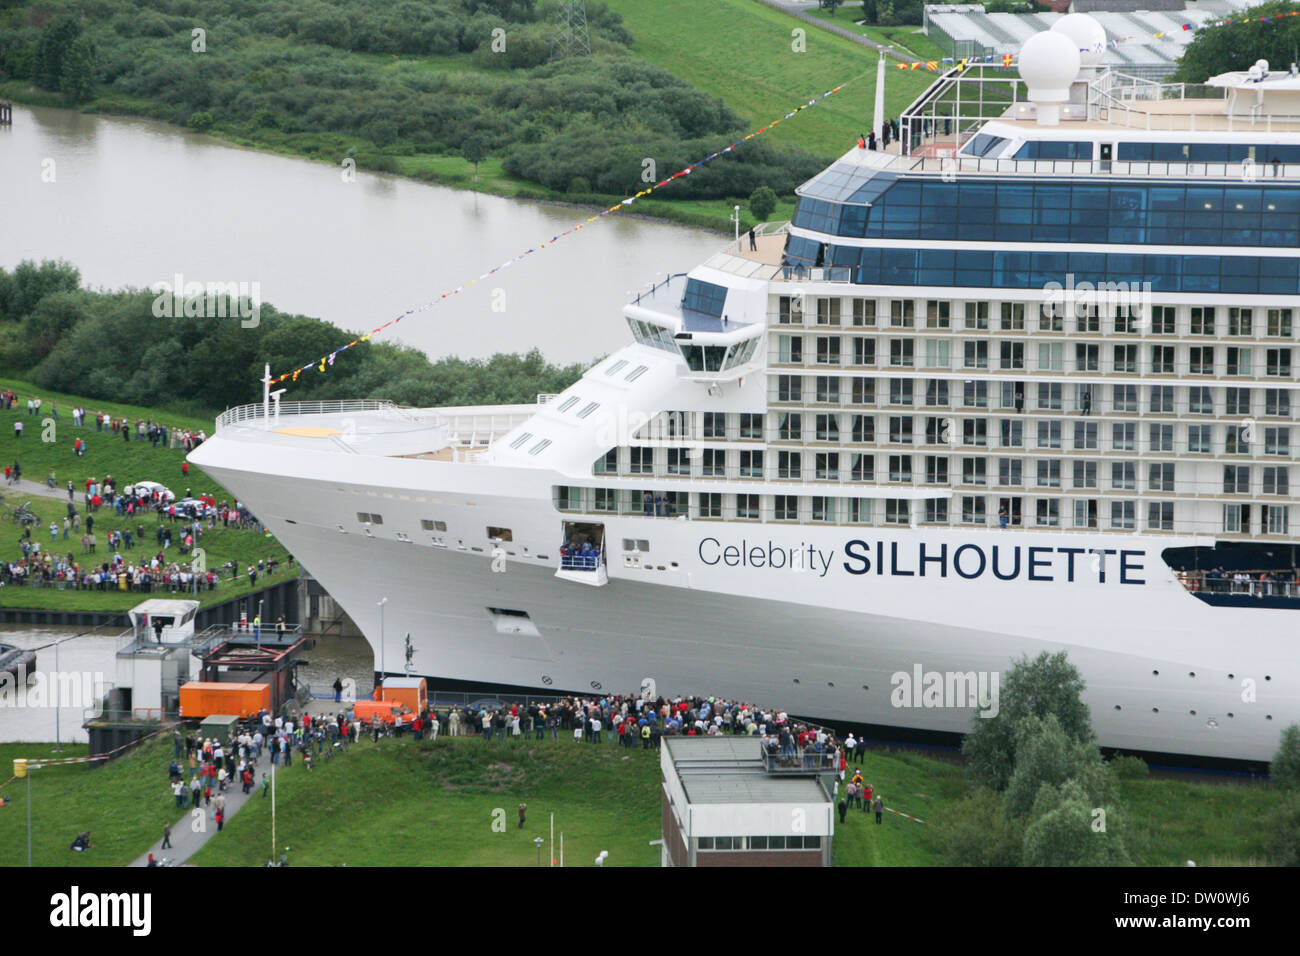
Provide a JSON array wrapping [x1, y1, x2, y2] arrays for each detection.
[[663, 736, 831, 806]]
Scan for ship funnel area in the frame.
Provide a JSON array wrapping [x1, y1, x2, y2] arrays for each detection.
[[1017, 28, 1082, 126]]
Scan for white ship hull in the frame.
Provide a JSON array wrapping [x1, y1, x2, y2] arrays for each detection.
[[192, 438, 1297, 763]]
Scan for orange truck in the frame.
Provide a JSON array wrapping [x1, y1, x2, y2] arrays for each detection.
[[179, 681, 270, 719], [379, 677, 427, 715], [353, 699, 405, 725]]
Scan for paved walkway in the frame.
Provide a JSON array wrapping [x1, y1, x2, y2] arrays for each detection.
[[129, 736, 361, 867], [3, 476, 75, 503]]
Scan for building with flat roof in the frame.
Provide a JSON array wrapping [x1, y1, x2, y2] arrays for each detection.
[[659, 736, 836, 866]]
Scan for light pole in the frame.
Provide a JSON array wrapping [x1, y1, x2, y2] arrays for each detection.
[[730, 205, 741, 245], [533, 836, 544, 866], [377, 597, 387, 696]]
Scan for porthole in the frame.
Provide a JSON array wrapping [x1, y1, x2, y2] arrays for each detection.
[[1266, 714, 1273, 720], [1228, 673, 1234, 679], [1227, 712, 1234, 718], [1152, 670, 1159, 676], [1190, 710, 1196, 716], [861, 685, 870, 691], [827, 682, 834, 688], [1188, 672, 1196, 678], [793, 678, 801, 685], [541, 675, 553, 685], [590, 681, 602, 691], [1152, 708, 1159, 713], [1114, 705, 1122, 711]]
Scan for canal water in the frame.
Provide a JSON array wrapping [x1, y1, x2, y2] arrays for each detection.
[[0, 104, 726, 365]]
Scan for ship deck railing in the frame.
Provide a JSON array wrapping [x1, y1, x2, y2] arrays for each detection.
[[1176, 573, 1299, 601], [216, 400, 415, 432]]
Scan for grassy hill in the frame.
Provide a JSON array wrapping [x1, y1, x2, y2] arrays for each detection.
[[0, 375, 293, 610], [0, 732, 1285, 867]]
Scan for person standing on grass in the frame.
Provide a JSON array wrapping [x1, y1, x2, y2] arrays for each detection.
[[873, 793, 883, 824]]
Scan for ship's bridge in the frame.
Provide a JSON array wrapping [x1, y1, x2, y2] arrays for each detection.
[[623, 269, 767, 382]]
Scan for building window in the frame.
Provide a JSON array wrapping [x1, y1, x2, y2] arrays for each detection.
[[701, 448, 724, 477], [851, 415, 874, 443], [739, 413, 763, 440], [999, 457, 1023, 487], [1113, 344, 1137, 373], [889, 416, 913, 444], [1263, 466, 1290, 496], [999, 419, 1023, 448], [816, 413, 841, 442], [1148, 463, 1175, 492], [777, 451, 802, 479], [925, 379, 950, 407], [926, 300, 950, 329], [1188, 424, 1212, 453], [1147, 502, 1174, 531], [778, 413, 802, 441], [852, 298, 876, 327], [816, 298, 841, 326], [1151, 306, 1176, 335], [885, 499, 910, 524], [852, 338, 876, 366], [852, 378, 875, 405], [1035, 498, 1060, 527], [850, 453, 874, 481], [1073, 420, 1097, 450], [811, 496, 836, 522], [964, 341, 989, 369], [1190, 306, 1215, 336], [1265, 427, 1291, 456], [1267, 506, 1290, 535], [965, 301, 989, 330], [924, 499, 949, 523], [890, 299, 915, 328], [1266, 348, 1292, 378], [1228, 307, 1253, 336], [736, 494, 759, 520], [1189, 346, 1214, 375], [1000, 341, 1024, 370], [962, 457, 987, 486], [1149, 424, 1174, 452], [1036, 382, 1061, 410], [1110, 500, 1135, 530], [889, 454, 913, 483], [1072, 460, 1096, 489], [1227, 346, 1252, 377], [961, 496, 986, 524], [774, 495, 798, 521], [999, 302, 1024, 330], [777, 375, 802, 402], [629, 447, 652, 474], [667, 447, 690, 475], [816, 376, 841, 404], [1149, 385, 1174, 414], [1223, 465, 1250, 494], [889, 339, 914, 367], [889, 379, 914, 406], [1036, 460, 1060, 488], [1112, 461, 1136, 490], [739, 450, 763, 478], [1266, 308, 1292, 337], [815, 336, 841, 365], [816, 452, 840, 480], [1037, 420, 1061, 449], [1265, 389, 1291, 417]]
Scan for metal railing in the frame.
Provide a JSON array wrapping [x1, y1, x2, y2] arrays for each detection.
[[216, 400, 410, 431]]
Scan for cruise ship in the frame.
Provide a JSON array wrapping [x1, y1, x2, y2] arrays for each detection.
[[191, 17, 1299, 764]]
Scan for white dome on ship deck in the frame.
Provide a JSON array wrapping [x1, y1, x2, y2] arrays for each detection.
[[1051, 13, 1106, 69], [1017, 31, 1081, 101]]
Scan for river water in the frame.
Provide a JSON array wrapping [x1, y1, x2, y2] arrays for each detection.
[[0, 104, 726, 365]]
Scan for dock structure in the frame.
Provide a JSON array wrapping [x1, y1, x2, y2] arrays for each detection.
[[0, 101, 10, 126]]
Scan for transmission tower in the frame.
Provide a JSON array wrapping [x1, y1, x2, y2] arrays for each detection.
[[550, 0, 591, 61]]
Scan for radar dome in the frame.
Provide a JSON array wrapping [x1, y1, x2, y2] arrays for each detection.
[[1018, 31, 1082, 101], [1051, 13, 1106, 69]]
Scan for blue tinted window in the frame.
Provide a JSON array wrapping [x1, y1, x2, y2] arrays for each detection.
[[682, 279, 727, 317], [831, 246, 1297, 295], [791, 178, 1300, 248], [1013, 141, 1092, 160]]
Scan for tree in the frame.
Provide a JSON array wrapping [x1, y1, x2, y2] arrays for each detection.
[[35, 15, 80, 92], [749, 185, 777, 222], [1272, 723, 1300, 790], [1268, 792, 1300, 866], [1173, 2, 1300, 83], [188, 111, 215, 132], [934, 787, 1025, 866], [60, 35, 98, 103], [1022, 780, 1132, 866], [1004, 714, 1119, 818], [462, 133, 489, 181], [0, 259, 81, 321], [962, 651, 1093, 792]]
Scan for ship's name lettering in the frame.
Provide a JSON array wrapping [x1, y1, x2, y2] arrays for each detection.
[[841, 540, 1146, 584], [696, 538, 836, 578]]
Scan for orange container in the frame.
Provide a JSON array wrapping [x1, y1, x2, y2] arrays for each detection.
[[379, 677, 426, 716], [353, 699, 403, 725], [179, 681, 270, 719]]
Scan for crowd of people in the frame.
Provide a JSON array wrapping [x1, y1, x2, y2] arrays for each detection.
[[1174, 566, 1300, 598], [1, 390, 206, 452]]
